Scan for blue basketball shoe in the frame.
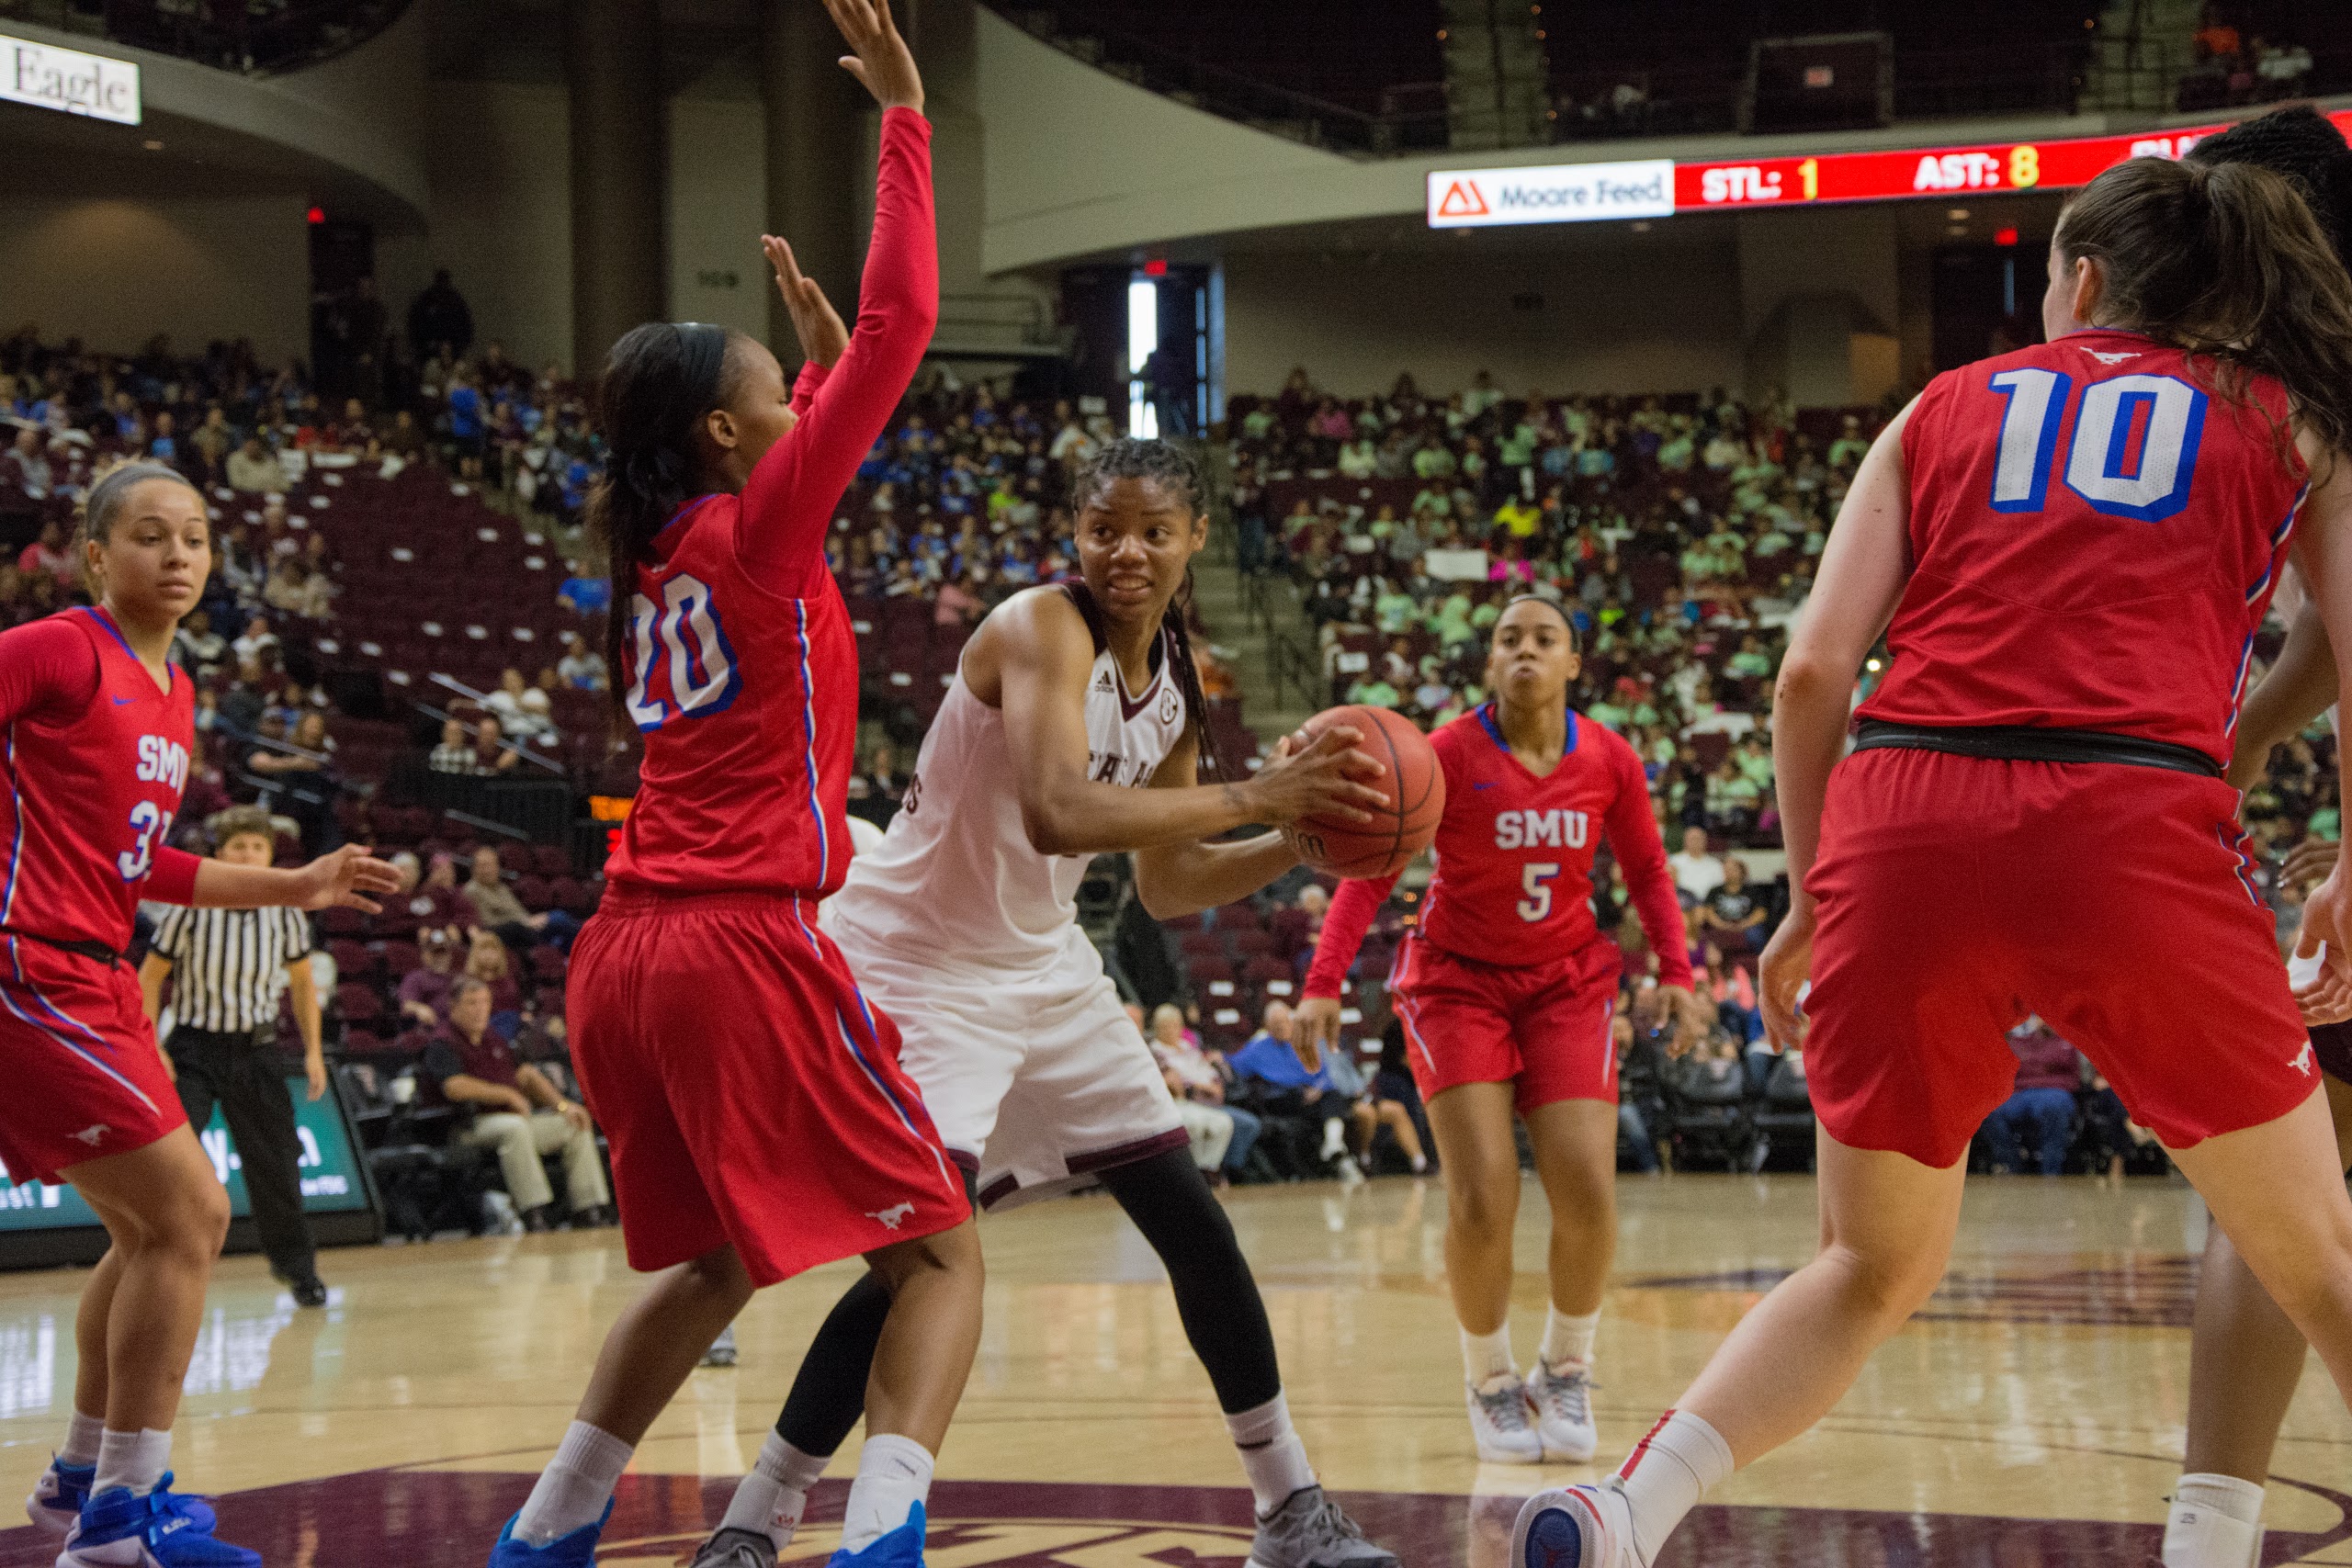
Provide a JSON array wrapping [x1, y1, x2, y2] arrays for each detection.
[[824, 1503, 928, 1568], [25, 1458, 95, 1537], [485, 1500, 614, 1567], [56, 1476, 257, 1566]]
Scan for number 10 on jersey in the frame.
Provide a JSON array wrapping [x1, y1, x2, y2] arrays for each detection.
[[1987, 369, 2207, 524]]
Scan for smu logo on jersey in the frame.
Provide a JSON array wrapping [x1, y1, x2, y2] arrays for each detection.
[[1494, 807, 1589, 851], [135, 735, 188, 793], [625, 573, 741, 733]]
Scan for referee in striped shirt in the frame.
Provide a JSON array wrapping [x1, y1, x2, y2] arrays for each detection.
[[138, 807, 330, 1307]]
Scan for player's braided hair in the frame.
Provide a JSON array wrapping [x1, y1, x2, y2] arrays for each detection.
[[1070, 438, 1226, 781], [2058, 155, 2352, 462], [585, 321, 748, 726], [2189, 105, 2352, 272]]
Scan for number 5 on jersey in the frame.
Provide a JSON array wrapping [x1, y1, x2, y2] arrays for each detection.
[[626, 574, 741, 732]]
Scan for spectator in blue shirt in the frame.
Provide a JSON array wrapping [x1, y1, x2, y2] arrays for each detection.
[[1232, 1002, 1426, 1175], [557, 562, 610, 615]]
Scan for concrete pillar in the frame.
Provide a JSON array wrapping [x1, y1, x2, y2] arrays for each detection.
[[763, 0, 865, 364], [565, 0, 666, 379], [1736, 206, 1900, 407]]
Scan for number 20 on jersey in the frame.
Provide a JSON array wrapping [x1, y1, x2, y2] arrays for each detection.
[[625, 574, 741, 732]]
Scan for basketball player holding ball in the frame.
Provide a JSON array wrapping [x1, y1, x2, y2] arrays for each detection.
[[695, 438, 1402, 1568], [1295, 597, 1704, 1466]]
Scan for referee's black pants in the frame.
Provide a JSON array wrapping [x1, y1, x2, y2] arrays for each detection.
[[171, 1027, 317, 1280]]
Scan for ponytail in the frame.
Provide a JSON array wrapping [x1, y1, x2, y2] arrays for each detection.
[[2058, 155, 2352, 461], [585, 321, 738, 724], [1071, 436, 1227, 779]]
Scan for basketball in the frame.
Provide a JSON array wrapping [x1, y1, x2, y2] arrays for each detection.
[[1284, 705, 1446, 879]]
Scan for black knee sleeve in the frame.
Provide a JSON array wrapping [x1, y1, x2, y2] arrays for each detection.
[[1098, 1146, 1283, 1414], [774, 1166, 979, 1454], [774, 1268, 893, 1456]]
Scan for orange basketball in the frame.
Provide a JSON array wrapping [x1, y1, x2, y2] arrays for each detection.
[[1283, 705, 1446, 879]]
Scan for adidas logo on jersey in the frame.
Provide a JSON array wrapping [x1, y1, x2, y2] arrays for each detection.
[[1093, 671, 1115, 694]]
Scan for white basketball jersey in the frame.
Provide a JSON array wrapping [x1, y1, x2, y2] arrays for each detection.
[[831, 592, 1190, 972]]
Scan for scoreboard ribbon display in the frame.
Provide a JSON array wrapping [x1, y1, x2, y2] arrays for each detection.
[[1430, 108, 2352, 227]]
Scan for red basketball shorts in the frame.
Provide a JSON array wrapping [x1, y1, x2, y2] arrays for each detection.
[[1804, 748, 2315, 1168], [566, 888, 968, 1288], [1388, 932, 1623, 1113], [0, 937, 186, 1188]]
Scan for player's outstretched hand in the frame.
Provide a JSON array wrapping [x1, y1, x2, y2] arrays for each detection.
[[2293, 864, 2352, 1026], [1291, 996, 1343, 1074], [822, 0, 922, 112], [292, 844, 401, 914], [1757, 903, 1815, 1051], [763, 234, 849, 369], [1245, 726, 1388, 829]]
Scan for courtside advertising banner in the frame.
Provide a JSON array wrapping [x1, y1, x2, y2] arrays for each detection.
[[1428, 160, 1675, 228], [1, 33, 139, 125]]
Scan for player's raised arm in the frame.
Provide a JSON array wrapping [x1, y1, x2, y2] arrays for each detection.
[[978, 589, 1386, 859], [1757, 398, 1917, 1047], [737, 0, 936, 581]]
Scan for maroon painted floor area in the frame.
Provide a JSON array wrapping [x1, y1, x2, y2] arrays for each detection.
[[3, 1470, 2346, 1566]]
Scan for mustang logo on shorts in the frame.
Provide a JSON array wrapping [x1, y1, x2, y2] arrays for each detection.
[[71, 1125, 108, 1146], [868, 1201, 918, 1230], [2291, 1043, 2316, 1077]]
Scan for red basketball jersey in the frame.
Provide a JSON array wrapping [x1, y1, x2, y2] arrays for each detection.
[[0, 608, 197, 953], [605, 493, 861, 899], [1306, 705, 1690, 995], [604, 105, 934, 901], [1860, 329, 2308, 765]]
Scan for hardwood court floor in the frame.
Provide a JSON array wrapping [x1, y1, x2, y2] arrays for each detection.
[[1, 1173, 2347, 1565]]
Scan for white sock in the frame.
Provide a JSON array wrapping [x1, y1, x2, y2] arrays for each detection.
[[1461, 1322, 1516, 1384], [720, 1432, 831, 1549], [840, 1434, 933, 1554], [1539, 1306, 1600, 1371], [1318, 1120, 1347, 1160], [1226, 1393, 1317, 1517], [515, 1421, 633, 1547], [60, 1410, 104, 1469], [2165, 1473, 2266, 1568], [1614, 1409, 1734, 1563], [93, 1428, 170, 1498]]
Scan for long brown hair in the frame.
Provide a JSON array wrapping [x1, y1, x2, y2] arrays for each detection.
[[583, 321, 745, 725], [2057, 155, 2352, 461]]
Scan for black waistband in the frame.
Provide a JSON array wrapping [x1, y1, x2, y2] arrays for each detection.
[[0, 928, 126, 968], [1851, 721, 2223, 779]]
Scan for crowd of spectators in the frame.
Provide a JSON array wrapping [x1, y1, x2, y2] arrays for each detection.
[[2179, 2, 2319, 109], [1233, 366, 1864, 852]]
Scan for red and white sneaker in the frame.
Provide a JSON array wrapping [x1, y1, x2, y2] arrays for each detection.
[[1510, 1480, 1645, 1568]]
